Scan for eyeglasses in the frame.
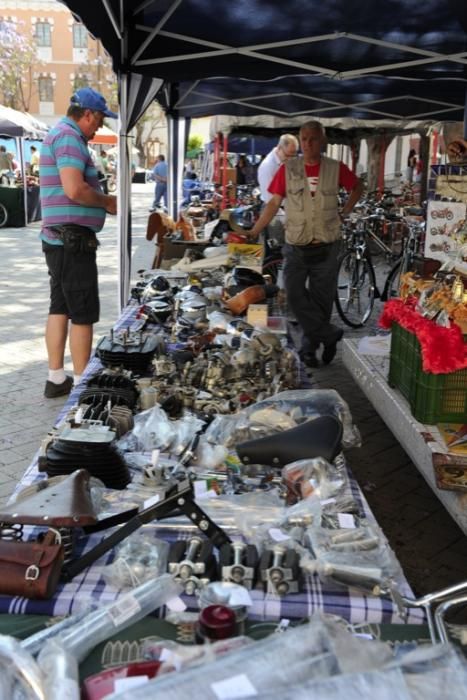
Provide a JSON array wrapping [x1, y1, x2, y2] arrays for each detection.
[[91, 111, 105, 128]]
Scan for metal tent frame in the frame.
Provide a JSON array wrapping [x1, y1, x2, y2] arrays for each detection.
[[58, 0, 467, 307]]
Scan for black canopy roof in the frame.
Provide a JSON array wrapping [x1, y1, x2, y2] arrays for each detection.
[[60, 0, 467, 121]]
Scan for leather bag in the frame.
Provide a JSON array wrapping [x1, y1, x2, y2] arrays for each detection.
[[0, 531, 64, 599]]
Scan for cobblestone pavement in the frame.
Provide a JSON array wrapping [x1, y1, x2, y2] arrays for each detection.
[[0, 183, 465, 601]]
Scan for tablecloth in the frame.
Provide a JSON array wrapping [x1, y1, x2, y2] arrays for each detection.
[[0, 301, 425, 625]]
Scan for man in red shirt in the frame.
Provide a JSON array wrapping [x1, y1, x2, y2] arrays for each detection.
[[248, 121, 363, 367]]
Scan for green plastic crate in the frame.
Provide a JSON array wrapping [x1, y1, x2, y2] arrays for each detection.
[[388, 323, 467, 424]]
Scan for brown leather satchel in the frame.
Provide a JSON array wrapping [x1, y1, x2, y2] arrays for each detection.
[[0, 531, 64, 599]]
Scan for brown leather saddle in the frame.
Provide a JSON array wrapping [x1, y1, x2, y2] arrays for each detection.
[[0, 469, 98, 528]]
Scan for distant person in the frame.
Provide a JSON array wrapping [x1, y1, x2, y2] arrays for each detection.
[[236, 155, 248, 185], [257, 134, 299, 203], [406, 149, 417, 183], [30, 145, 40, 176], [236, 155, 256, 186], [182, 171, 201, 204], [0, 145, 14, 179], [39, 87, 117, 398], [414, 157, 423, 184], [150, 154, 168, 210]]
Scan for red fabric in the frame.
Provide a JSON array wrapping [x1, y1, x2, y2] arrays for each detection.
[[379, 299, 467, 374], [268, 161, 358, 198]]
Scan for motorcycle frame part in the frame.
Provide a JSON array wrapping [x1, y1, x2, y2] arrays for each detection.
[[61, 480, 231, 582], [219, 541, 258, 589], [168, 536, 217, 594], [259, 544, 301, 596]]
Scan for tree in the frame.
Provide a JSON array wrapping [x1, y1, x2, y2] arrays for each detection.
[[187, 134, 203, 152], [0, 19, 39, 111], [75, 39, 118, 115]]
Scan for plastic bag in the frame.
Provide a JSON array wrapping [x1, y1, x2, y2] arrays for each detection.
[[204, 389, 361, 450], [102, 534, 169, 589]]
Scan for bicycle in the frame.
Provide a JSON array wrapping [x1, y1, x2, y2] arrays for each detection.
[[0, 202, 8, 227], [334, 216, 425, 327]]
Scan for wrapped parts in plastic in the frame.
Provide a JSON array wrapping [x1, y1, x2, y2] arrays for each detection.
[[45, 574, 181, 664], [282, 457, 350, 505], [108, 614, 467, 700], [102, 535, 170, 589], [37, 641, 80, 700], [140, 634, 253, 675], [307, 525, 404, 596], [0, 635, 45, 700], [116, 406, 204, 455], [108, 616, 342, 700], [204, 389, 361, 450]]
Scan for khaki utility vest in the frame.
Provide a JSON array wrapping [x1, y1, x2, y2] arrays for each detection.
[[284, 155, 341, 245]]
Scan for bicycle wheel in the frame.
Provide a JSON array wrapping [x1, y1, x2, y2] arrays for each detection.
[[335, 251, 376, 327], [0, 202, 8, 228], [382, 258, 404, 301]]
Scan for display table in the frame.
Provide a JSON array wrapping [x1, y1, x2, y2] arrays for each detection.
[[0, 184, 41, 226], [0, 304, 424, 626], [343, 338, 467, 535]]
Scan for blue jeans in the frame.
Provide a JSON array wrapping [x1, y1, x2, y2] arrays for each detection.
[[153, 183, 167, 208]]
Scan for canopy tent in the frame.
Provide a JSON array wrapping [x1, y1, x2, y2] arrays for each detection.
[[0, 105, 48, 226], [58, 0, 467, 307], [0, 105, 48, 140]]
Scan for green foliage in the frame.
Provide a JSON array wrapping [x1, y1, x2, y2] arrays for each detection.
[[187, 134, 203, 152]]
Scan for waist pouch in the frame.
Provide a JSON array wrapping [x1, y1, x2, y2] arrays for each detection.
[[0, 530, 64, 599], [51, 224, 100, 254]]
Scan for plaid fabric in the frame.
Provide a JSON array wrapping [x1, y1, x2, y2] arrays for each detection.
[[0, 301, 425, 625]]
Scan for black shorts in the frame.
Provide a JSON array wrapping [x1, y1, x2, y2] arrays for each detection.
[[42, 241, 100, 324]]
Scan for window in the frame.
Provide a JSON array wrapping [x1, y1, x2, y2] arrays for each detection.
[[38, 76, 54, 102], [35, 21, 51, 47], [72, 23, 87, 49]]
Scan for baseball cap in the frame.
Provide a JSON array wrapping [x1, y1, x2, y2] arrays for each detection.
[[70, 87, 118, 119]]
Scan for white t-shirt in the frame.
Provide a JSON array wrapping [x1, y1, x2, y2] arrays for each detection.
[[258, 148, 281, 202]]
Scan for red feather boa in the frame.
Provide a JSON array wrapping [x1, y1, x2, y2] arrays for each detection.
[[379, 299, 467, 374]]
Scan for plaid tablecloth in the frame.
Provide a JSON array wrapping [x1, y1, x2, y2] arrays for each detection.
[[0, 302, 425, 625]]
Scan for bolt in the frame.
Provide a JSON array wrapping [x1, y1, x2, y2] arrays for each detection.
[[199, 519, 208, 531], [231, 542, 246, 583], [185, 536, 202, 563], [177, 498, 185, 506]]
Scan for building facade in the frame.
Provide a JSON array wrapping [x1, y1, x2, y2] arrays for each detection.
[[0, 0, 117, 126]]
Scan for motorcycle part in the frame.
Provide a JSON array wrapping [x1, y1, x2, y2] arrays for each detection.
[[259, 544, 301, 595], [236, 415, 343, 468]]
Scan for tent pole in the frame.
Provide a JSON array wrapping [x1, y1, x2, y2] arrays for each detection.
[[377, 138, 386, 196], [431, 130, 438, 166], [117, 71, 131, 313], [17, 137, 27, 226], [214, 132, 220, 183], [221, 133, 228, 209]]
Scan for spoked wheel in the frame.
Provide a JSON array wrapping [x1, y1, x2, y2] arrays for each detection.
[[0, 202, 8, 228], [335, 251, 376, 327], [262, 255, 283, 284]]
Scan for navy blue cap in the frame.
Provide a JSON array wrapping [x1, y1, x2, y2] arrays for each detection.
[[70, 87, 118, 119]]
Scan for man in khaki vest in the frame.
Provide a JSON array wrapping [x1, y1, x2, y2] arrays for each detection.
[[248, 121, 363, 367]]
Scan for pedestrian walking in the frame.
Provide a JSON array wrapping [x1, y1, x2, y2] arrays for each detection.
[[247, 120, 363, 367], [39, 86, 117, 398], [150, 154, 168, 210]]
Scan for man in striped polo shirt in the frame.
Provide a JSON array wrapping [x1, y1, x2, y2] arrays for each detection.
[[40, 87, 117, 398]]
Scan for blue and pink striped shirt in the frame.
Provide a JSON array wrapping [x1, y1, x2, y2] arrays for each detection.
[[39, 117, 106, 244]]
